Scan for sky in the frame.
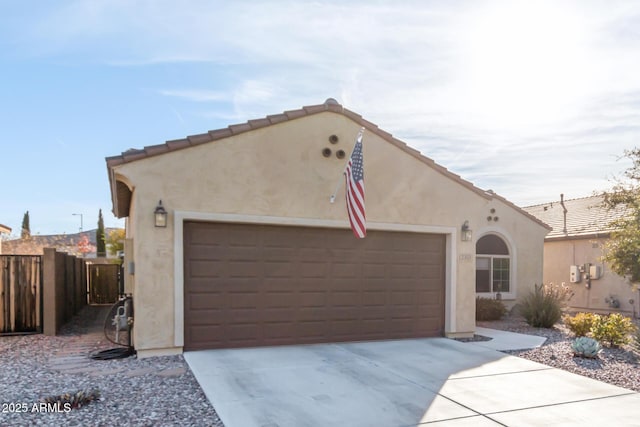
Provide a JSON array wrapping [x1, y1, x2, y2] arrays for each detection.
[[1, 0, 640, 236]]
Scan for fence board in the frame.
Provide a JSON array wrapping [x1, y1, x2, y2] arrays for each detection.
[[0, 255, 42, 334], [88, 264, 119, 305]]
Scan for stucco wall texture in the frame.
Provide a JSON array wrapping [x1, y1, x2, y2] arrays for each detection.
[[544, 238, 640, 316], [110, 110, 548, 357]]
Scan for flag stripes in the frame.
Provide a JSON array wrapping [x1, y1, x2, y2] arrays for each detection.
[[344, 131, 366, 238]]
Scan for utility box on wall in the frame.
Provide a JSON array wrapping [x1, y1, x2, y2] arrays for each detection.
[[570, 265, 581, 283], [590, 265, 601, 280]]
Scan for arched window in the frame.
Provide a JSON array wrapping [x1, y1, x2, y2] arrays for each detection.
[[476, 234, 510, 294]]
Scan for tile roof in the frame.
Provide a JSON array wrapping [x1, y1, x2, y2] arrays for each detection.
[[106, 98, 550, 230], [523, 195, 629, 240]]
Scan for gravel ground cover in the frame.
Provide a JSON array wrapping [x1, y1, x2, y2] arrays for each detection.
[[478, 314, 640, 393], [4, 305, 639, 426], [0, 306, 223, 427]]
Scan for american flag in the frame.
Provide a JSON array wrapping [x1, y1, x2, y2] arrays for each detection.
[[344, 130, 366, 238]]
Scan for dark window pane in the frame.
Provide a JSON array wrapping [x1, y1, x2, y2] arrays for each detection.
[[476, 257, 491, 292], [476, 270, 491, 292], [476, 235, 509, 255]]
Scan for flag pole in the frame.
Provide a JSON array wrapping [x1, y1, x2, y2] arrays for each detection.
[[330, 127, 365, 203]]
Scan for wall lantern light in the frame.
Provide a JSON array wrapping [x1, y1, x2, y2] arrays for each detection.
[[154, 200, 168, 228], [461, 220, 472, 241]]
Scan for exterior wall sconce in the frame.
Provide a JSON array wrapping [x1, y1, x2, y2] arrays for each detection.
[[154, 200, 168, 227], [461, 220, 472, 241]]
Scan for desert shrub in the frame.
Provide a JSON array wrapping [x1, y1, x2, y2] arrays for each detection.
[[519, 283, 572, 328], [590, 313, 637, 347], [476, 297, 507, 321], [571, 336, 601, 359], [633, 326, 640, 353], [563, 312, 597, 337]]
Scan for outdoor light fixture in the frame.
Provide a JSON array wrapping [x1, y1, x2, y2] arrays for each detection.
[[461, 220, 472, 241], [154, 200, 167, 228]]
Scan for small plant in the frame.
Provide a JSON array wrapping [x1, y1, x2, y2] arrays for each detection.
[[590, 313, 637, 347], [563, 312, 597, 337], [476, 297, 507, 321], [519, 283, 572, 328], [41, 389, 100, 410], [571, 336, 602, 359]]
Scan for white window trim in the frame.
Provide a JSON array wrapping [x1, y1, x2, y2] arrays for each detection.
[[475, 228, 517, 300]]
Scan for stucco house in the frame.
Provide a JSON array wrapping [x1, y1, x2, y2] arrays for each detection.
[[1, 229, 120, 258], [524, 194, 638, 317], [106, 99, 550, 358], [0, 224, 11, 254]]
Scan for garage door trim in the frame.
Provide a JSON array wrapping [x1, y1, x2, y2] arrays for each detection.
[[173, 211, 457, 348]]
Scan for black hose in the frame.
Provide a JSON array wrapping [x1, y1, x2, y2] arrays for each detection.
[[90, 296, 135, 360], [90, 347, 135, 360]]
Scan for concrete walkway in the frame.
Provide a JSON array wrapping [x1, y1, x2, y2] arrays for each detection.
[[471, 327, 547, 351], [186, 336, 640, 427]]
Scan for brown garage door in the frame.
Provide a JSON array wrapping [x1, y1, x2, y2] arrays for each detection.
[[183, 221, 446, 350]]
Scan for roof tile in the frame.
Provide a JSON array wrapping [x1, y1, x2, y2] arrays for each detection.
[[208, 128, 233, 140], [228, 123, 252, 134], [187, 133, 213, 145], [267, 114, 288, 124], [166, 139, 191, 150], [144, 145, 170, 156], [248, 118, 271, 128], [523, 195, 628, 239]]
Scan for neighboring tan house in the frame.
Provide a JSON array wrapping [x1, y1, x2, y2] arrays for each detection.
[[0, 224, 11, 254], [2, 228, 120, 258], [106, 98, 550, 358], [524, 194, 638, 316]]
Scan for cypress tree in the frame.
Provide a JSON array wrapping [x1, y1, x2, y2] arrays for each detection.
[[21, 211, 31, 239], [97, 209, 106, 257]]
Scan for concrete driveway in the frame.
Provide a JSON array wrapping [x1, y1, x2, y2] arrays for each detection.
[[185, 338, 640, 426]]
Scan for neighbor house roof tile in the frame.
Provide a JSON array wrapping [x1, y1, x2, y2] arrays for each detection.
[[523, 195, 630, 240]]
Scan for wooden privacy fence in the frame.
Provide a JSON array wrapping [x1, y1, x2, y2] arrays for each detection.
[[42, 248, 87, 336], [0, 255, 42, 334], [0, 250, 88, 336], [88, 263, 119, 305]]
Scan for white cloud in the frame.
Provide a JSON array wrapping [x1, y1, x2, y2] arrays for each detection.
[[6, 0, 640, 206]]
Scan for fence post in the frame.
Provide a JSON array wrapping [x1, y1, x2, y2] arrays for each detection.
[[42, 248, 57, 336]]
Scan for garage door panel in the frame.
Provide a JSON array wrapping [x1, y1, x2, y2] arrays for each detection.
[[360, 306, 388, 320], [297, 291, 327, 307], [298, 307, 331, 321], [261, 308, 297, 322], [362, 291, 386, 306], [331, 263, 360, 278], [188, 293, 224, 310], [299, 261, 328, 278], [263, 261, 294, 278], [184, 222, 445, 350], [188, 310, 225, 325], [190, 325, 223, 345]]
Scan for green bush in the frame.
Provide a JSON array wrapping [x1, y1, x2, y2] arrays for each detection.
[[632, 326, 640, 353], [563, 312, 597, 337], [590, 313, 637, 347], [519, 283, 572, 328], [476, 297, 507, 321]]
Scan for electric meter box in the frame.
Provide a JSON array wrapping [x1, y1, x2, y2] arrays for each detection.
[[570, 265, 581, 283], [590, 265, 601, 280]]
